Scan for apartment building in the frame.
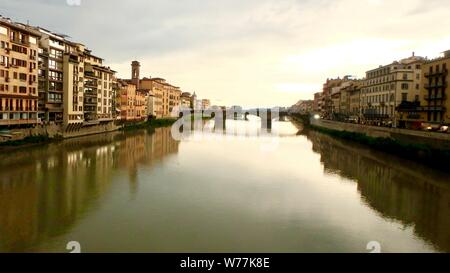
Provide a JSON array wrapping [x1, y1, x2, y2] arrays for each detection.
[[180, 92, 192, 109], [167, 83, 181, 116], [361, 53, 424, 126], [201, 99, 210, 110], [290, 100, 313, 114], [33, 28, 68, 124], [83, 50, 115, 122], [322, 78, 343, 117], [146, 92, 157, 118], [0, 17, 40, 127], [62, 42, 84, 125], [418, 50, 450, 125], [136, 90, 147, 120], [329, 77, 354, 117], [348, 81, 362, 118], [139, 77, 165, 118], [313, 92, 322, 113], [118, 80, 137, 121]]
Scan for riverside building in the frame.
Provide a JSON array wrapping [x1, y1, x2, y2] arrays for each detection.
[[0, 16, 40, 127]]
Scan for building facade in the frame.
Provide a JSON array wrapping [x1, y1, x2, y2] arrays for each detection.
[[418, 50, 450, 126], [322, 78, 343, 118], [134, 62, 181, 118], [180, 92, 191, 109], [361, 54, 424, 126], [0, 17, 40, 127], [313, 92, 323, 113], [201, 99, 210, 110]]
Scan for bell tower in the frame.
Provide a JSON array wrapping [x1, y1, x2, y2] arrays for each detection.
[[131, 61, 140, 90]]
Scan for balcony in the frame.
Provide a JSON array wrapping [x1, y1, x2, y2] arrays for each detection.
[[11, 38, 30, 46], [84, 71, 99, 79], [424, 68, 448, 78], [424, 94, 447, 100], [84, 81, 98, 88], [417, 106, 446, 112], [424, 81, 448, 89]]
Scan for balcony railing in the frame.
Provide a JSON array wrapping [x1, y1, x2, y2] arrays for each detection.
[[424, 94, 447, 100], [424, 68, 448, 78], [424, 82, 448, 89], [417, 106, 446, 112], [11, 38, 30, 46]]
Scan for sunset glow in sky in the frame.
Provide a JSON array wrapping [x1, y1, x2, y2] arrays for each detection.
[[3, 0, 450, 107]]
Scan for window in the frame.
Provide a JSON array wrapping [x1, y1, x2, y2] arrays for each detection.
[[401, 83, 409, 90], [402, 93, 407, 101], [0, 26, 7, 35], [48, 93, 62, 103]]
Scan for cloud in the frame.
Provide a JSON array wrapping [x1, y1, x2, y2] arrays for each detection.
[[2, 0, 450, 107]]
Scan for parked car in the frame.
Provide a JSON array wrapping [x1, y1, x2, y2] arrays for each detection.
[[439, 125, 449, 133]]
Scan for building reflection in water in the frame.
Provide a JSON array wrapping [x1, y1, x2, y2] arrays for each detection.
[[0, 127, 179, 252], [304, 130, 450, 253]]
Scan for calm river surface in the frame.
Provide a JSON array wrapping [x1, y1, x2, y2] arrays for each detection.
[[0, 119, 449, 253]]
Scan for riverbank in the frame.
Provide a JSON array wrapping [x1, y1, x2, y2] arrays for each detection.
[[290, 114, 450, 171], [0, 118, 182, 150], [121, 118, 178, 131]]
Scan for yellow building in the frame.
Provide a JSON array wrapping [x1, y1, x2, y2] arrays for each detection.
[[180, 92, 191, 109], [201, 99, 210, 110], [0, 17, 40, 127], [348, 81, 362, 118], [419, 50, 450, 126], [361, 53, 424, 126]]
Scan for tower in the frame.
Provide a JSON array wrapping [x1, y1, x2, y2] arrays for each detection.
[[131, 61, 140, 90]]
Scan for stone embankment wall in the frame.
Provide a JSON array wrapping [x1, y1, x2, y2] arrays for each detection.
[[311, 119, 450, 150], [0, 123, 121, 143]]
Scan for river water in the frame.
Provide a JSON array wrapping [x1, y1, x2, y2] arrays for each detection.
[[0, 119, 449, 253]]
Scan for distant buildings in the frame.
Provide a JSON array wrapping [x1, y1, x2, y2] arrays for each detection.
[[289, 100, 313, 114], [313, 92, 323, 113], [0, 16, 212, 129], [201, 99, 210, 110], [117, 61, 212, 120], [180, 92, 191, 109], [302, 51, 450, 128]]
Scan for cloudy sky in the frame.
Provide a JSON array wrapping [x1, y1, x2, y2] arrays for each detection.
[[2, 0, 450, 107]]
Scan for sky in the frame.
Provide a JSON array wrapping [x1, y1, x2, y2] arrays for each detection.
[[2, 0, 450, 108]]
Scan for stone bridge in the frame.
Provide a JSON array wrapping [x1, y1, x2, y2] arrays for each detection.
[[179, 108, 289, 130]]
